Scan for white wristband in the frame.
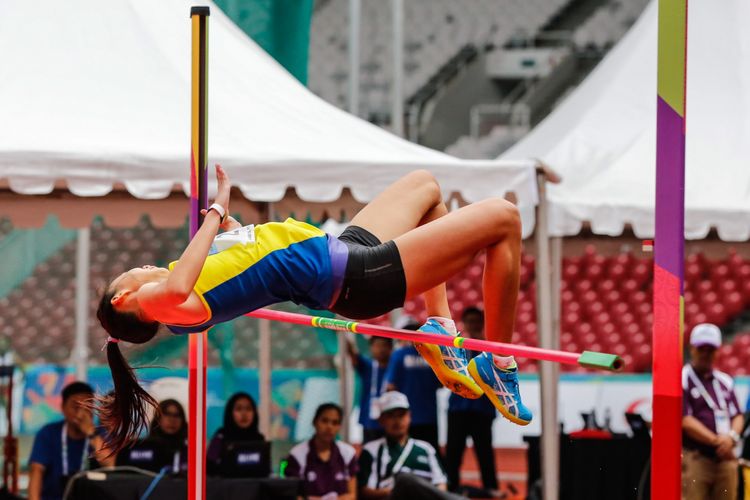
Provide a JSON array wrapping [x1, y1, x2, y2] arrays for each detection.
[[207, 203, 227, 223]]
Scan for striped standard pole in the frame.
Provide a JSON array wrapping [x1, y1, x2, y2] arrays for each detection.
[[247, 309, 623, 371], [189, 7, 209, 500], [652, 0, 687, 498]]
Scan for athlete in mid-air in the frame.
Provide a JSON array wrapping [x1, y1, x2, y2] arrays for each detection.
[[97, 165, 531, 452]]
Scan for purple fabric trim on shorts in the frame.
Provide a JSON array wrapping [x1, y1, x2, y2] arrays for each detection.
[[327, 234, 349, 306]]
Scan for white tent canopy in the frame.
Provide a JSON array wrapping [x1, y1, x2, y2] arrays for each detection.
[[501, 0, 750, 241], [0, 0, 537, 232]]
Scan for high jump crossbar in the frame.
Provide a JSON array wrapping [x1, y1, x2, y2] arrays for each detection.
[[247, 309, 623, 372]]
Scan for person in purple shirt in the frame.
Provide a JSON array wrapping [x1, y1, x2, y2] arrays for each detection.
[[681, 323, 744, 500], [284, 403, 358, 499]]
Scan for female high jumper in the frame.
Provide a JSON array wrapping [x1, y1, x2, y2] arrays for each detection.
[[97, 165, 531, 452]]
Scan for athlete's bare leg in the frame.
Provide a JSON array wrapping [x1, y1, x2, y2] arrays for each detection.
[[393, 198, 521, 345], [347, 170, 451, 318]]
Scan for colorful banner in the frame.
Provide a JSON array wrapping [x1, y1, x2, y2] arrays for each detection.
[[19, 366, 338, 441], [17, 367, 750, 446]]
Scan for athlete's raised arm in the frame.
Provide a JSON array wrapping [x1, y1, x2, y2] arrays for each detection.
[[139, 164, 231, 309]]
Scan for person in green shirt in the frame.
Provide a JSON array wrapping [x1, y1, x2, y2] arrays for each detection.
[[358, 391, 449, 499]]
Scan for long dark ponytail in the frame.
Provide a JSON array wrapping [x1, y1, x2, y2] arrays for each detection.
[[95, 291, 160, 453]]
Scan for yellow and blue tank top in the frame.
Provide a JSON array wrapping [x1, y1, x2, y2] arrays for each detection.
[[165, 218, 348, 335]]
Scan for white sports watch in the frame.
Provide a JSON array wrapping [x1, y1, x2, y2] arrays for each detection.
[[207, 203, 228, 223]]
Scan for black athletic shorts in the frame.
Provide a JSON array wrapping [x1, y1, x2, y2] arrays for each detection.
[[330, 225, 407, 320]]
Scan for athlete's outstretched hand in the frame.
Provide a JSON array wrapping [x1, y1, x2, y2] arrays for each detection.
[[214, 164, 231, 214]]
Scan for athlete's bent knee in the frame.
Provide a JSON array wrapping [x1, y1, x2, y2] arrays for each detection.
[[409, 169, 441, 203], [484, 198, 522, 239]]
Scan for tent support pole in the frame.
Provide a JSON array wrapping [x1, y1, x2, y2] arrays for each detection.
[[259, 318, 272, 437], [74, 228, 90, 382], [338, 334, 351, 441], [258, 202, 274, 438], [535, 170, 559, 500]]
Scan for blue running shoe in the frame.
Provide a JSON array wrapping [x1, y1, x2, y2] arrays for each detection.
[[468, 351, 532, 425], [414, 319, 483, 399]]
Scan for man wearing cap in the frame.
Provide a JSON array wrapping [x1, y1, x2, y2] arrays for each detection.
[[682, 323, 744, 500], [358, 391, 449, 499]]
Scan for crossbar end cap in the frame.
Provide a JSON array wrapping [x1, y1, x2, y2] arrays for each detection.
[[578, 351, 624, 372]]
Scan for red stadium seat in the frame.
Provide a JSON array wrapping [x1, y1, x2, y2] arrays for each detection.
[[598, 278, 616, 294], [585, 263, 604, 281], [631, 262, 651, 286], [563, 262, 581, 281], [608, 262, 628, 281]]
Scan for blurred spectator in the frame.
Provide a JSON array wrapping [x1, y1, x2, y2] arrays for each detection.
[[116, 398, 188, 473], [682, 324, 744, 500], [385, 320, 442, 453], [149, 399, 188, 449], [148, 399, 188, 471], [28, 381, 114, 500], [207, 392, 265, 475], [348, 335, 394, 443], [358, 391, 450, 499], [284, 403, 357, 499], [446, 307, 499, 496]]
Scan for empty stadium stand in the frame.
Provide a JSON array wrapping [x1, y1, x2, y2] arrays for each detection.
[[309, 0, 570, 122], [572, 0, 649, 49], [444, 0, 650, 159]]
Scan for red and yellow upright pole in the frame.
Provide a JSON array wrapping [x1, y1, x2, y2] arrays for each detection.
[[652, 0, 687, 498], [188, 6, 209, 500]]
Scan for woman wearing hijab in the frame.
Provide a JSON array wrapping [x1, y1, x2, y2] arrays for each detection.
[[148, 399, 188, 473], [115, 398, 188, 473], [148, 399, 188, 447], [207, 392, 265, 475]]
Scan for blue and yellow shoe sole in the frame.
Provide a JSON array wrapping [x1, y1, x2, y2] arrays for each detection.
[[468, 358, 531, 426], [414, 342, 483, 399]]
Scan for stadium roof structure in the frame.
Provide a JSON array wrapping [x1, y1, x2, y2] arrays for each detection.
[[0, 0, 537, 233], [502, 0, 750, 241]]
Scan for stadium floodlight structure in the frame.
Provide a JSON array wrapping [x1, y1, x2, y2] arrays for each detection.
[[652, 0, 687, 498]]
